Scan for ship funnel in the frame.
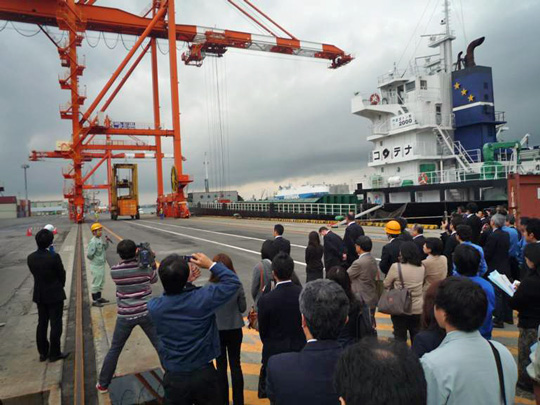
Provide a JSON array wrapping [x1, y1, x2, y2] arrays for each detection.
[[464, 37, 485, 68]]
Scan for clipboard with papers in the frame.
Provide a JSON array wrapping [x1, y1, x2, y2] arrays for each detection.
[[487, 270, 516, 297]]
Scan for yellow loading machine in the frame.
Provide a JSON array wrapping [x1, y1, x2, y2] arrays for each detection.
[[111, 163, 139, 220]]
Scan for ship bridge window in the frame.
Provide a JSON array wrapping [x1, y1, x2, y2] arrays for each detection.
[[420, 80, 428, 90], [484, 82, 489, 89], [484, 94, 489, 101], [405, 81, 416, 92]]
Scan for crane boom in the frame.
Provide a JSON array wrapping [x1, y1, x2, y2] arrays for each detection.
[[0, 0, 352, 68]]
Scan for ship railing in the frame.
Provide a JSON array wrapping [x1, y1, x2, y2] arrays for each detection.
[[190, 202, 357, 216], [495, 111, 505, 122], [376, 163, 522, 188], [378, 69, 407, 85]]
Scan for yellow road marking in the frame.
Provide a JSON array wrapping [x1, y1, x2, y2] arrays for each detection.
[[515, 396, 536, 404]]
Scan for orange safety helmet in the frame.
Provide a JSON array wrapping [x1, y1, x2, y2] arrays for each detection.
[[91, 223, 103, 232], [385, 220, 401, 235]]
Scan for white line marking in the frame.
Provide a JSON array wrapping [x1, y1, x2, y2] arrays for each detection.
[[142, 220, 307, 248], [132, 221, 308, 266], [137, 221, 382, 262]]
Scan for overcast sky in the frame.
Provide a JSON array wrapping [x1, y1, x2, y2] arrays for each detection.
[[1, 0, 539, 204]]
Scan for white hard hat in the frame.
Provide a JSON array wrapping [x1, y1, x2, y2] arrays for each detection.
[[44, 224, 55, 232]]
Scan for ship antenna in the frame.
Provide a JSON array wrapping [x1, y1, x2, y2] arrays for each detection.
[[444, 0, 450, 36]]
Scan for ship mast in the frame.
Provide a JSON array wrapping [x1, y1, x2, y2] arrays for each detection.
[[429, 0, 456, 129]]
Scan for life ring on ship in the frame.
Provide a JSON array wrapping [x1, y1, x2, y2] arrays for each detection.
[[369, 93, 381, 105], [418, 173, 429, 185]]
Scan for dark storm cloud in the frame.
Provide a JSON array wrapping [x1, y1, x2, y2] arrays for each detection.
[[1, 0, 539, 202]]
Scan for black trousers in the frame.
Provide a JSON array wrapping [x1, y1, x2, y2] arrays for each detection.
[[163, 364, 220, 405], [306, 268, 323, 283], [493, 284, 514, 324], [216, 329, 244, 405], [36, 301, 64, 358], [390, 314, 421, 344]]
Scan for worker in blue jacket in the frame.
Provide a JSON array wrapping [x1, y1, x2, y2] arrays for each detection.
[[148, 252, 241, 405]]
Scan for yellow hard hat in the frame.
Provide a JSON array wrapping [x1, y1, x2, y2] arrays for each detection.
[[385, 220, 401, 235], [91, 223, 103, 232]]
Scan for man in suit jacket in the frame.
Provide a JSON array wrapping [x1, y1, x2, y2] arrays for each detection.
[[343, 214, 365, 267], [465, 203, 483, 245], [379, 221, 403, 275], [484, 213, 512, 327], [412, 224, 427, 260], [347, 236, 379, 311], [266, 279, 349, 405], [27, 229, 68, 362], [319, 227, 346, 273], [441, 215, 465, 276], [258, 253, 305, 398], [272, 224, 291, 256], [396, 217, 413, 242]]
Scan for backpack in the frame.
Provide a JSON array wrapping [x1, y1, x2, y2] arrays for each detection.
[[137, 242, 155, 269]]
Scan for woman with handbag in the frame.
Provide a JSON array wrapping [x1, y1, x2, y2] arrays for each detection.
[[383, 241, 426, 344], [209, 253, 246, 405]]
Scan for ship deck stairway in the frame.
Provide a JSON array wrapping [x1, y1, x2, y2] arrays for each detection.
[[434, 126, 475, 173]]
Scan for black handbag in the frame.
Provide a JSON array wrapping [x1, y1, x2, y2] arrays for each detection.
[[377, 263, 412, 316]]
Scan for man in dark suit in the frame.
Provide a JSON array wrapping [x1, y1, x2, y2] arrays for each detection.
[[441, 215, 465, 276], [411, 224, 427, 259], [266, 279, 349, 404], [465, 202, 483, 245], [396, 217, 413, 242], [27, 229, 68, 362], [319, 226, 345, 273], [258, 253, 305, 398], [343, 213, 364, 267], [379, 220, 403, 275], [272, 224, 291, 256], [484, 213, 512, 327]]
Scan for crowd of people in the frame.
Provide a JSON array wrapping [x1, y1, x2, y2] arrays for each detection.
[[25, 207, 540, 404]]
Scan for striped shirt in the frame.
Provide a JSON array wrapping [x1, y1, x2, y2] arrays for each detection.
[[110, 258, 158, 319]]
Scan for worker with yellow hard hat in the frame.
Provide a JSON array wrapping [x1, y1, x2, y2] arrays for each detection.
[[87, 222, 110, 307], [379, 220, 404, 275]]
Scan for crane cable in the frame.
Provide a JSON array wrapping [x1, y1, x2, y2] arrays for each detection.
[[9, 21, 41, 37]]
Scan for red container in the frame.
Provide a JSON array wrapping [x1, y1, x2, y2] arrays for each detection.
[[507, 174, 540, 222]]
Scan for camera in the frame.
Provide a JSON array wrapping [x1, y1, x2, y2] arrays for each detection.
[[180, 255, 193, 262]]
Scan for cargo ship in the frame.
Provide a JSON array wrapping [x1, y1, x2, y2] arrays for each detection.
[[351, 1, 540, 218]]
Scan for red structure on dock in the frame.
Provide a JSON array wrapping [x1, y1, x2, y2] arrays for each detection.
[[0, 0, 352, 222]]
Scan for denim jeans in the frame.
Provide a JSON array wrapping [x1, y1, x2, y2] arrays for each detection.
[[98, 314, 160, 387]]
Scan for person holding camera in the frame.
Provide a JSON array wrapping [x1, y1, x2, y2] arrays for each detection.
[[148, 252, 241, 405], [96, 239, 161, 394]]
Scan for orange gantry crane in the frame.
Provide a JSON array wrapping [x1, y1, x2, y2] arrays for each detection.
[[0, 0, 352, 222]]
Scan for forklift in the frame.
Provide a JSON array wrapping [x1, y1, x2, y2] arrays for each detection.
[[111, 163, 140, 220]]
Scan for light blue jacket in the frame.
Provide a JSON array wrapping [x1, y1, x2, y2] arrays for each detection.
[[502, 226, 520, 259], [421, 330, 517, 405], [452, 241, 487, 276]]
